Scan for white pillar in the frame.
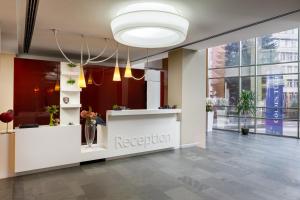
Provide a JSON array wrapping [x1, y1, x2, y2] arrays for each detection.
[[0, 53, 15, 132], [0, 53, 15, 179], [146, 70, 161, 109], [168, 49, 206, 148]]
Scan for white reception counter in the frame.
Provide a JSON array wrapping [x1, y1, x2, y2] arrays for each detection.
[[14, 109, 181, 173], [81, 109, 181, 161]]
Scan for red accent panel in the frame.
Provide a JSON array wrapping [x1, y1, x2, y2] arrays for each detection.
[[14, 58, 60, 127], [160, 70, 168, 107], [14, 58, 147, 129], [160, 71, 164, 107], [80, 67, 146, 119]]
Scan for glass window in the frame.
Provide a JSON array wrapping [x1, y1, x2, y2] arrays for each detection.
[[257, 28, 298, 64], [213, 116, 239, 131], [207, 28, 299, 138], [256, 75, 298, 108], [208, 77, 239, 106], [256, 119, 297, 137], [241, 38, 255, 66], [214, 106, 238, 116], [241, 66, 255, 76], [208, 42, 240, 68], [241, 77, 255, 92], [256, 108, 298, 120], [240, 118, 255, 133], [257, 63, 298, 75], [208, 67, 239, 78]]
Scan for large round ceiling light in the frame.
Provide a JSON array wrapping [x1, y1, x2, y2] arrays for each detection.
[[111, 3, 189, 48]]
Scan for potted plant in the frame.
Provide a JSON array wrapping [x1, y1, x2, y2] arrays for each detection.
[[112, 104, 122, 110], [237, 90, 255, 135], [206, 98, 215, 132], [67, 78, 76, 85], [67, 63, 77, 68], [46, 105, 59, 126]]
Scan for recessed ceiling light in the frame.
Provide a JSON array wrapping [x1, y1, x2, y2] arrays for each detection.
[[111, 3, 189, 48]]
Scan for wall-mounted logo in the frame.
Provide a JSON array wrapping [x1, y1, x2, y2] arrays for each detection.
[[115, 133, 171, 149]]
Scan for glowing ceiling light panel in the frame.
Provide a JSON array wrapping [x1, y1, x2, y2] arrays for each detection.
[[111, 3, 189, 48]]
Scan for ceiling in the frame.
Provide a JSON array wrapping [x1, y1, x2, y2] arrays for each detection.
[[1, 0, 300, 65]]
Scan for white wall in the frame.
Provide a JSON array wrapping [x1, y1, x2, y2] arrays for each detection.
[[182, 49, 206, 148], [146, 70, 161, 109], [0, 53, 15, 132], [168, 50, 183, 107], [0, 134, 15, 179], [0, 53, 15, 179], [168, 49, 207, 148]]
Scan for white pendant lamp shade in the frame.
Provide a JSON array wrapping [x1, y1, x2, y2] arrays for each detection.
[[124, 61, 132, 78], [113, 65, 121, 81], [79, 66, 86, 88], [124, 47, 132, 78], [111, 3, 189, 48], [113, 50, 121, 81]]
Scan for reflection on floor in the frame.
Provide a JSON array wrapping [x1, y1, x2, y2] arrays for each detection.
[[1, 130, 300, 200]]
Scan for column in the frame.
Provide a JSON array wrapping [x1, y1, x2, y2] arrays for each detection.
[[0, 53, 15, 132], [0, 53, 15, 179], [146, 69, 161, 109], [168, 49, 206, 148]]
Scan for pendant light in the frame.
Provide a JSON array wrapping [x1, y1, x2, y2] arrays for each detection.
[[54, 64, 60, 91], [124, 47, 133, 78], [88, 71, 93, 85], [113, 49, 121, 81], [54, 80, 60, 91], [78, 37, 87, 88], [78, 65, 86, 88]]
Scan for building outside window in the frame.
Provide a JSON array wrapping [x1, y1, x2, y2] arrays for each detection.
[[208, 28, 299, 138]]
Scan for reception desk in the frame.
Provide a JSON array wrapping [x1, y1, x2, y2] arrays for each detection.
[[81, 109, 181, 162], [15, 125, 81, 173], [14, 109, 181, 174]]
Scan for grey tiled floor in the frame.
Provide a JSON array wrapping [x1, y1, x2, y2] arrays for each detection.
[[1, 130, 300, 200]]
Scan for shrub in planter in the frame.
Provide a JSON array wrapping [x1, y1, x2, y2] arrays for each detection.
[[67, 63, 77, 68], [67, 78, 76, 85], [237, 90, 255, 135]]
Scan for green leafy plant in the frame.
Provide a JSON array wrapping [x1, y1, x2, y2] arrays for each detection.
[[67, 63, 77, 68], [67, 78, 76, 85], [46, 105, 59, 126], [237, 90, 255, 134], [112, 104, 121, 110]]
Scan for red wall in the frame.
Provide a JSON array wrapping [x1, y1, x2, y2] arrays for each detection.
[[80, 66, 146, 119], [14, 58, 146, 127], [14, 58, 60, 127]]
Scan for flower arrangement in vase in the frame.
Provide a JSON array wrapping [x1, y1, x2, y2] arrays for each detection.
[[81, 107, 97, 147], [206, 98, 215, 132], [206, 98, 215, 112]]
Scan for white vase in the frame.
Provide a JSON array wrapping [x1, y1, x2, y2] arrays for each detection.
[[207, 111, 214, 132]]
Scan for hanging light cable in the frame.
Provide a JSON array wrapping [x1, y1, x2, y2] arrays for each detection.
[[113, 47, 121, 81], [78, 35, 87, 88], [124, 47, 133, 78], [53, 29, 117, 65], [130, 48, 147, 81]]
